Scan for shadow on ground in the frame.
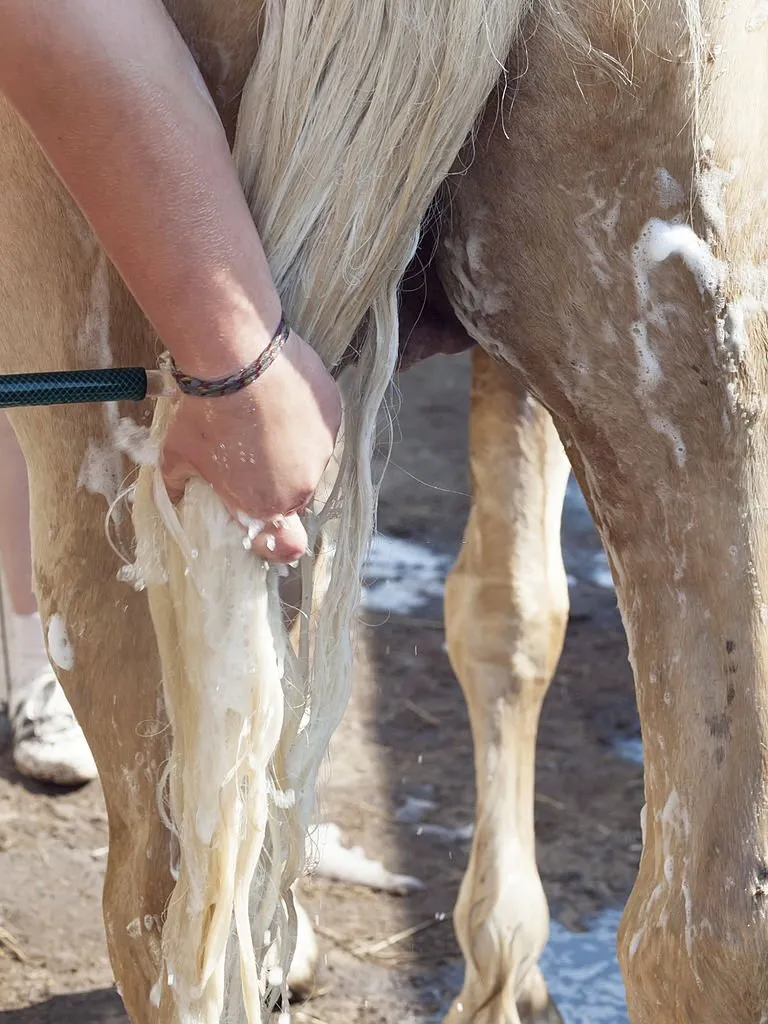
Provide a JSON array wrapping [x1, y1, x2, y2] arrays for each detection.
[[0, 989, 125, 1023]]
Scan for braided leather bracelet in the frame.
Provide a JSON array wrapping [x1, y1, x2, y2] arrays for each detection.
[[170, 316, 290, 398]]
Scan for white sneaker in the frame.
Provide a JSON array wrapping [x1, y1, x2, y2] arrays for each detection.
[[11, 670, 98, 786]]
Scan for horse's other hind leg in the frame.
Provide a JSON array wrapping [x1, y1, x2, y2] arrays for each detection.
[[445, 348, 569, 1024]]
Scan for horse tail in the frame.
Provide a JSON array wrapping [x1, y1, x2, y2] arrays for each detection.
[[133, 0, 528, 1019]]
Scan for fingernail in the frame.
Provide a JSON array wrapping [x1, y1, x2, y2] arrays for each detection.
[[264, 534, 277, 553]]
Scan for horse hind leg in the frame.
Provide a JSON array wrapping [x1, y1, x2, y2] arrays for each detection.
[[0, 106, 178, 1020], [439, 0, 768, 1015], [9, 372, 178, 1024], [444, 347, 569, 1024]]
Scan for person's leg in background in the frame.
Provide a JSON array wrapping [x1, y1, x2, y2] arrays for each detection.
[[0, 410, 96, 785]]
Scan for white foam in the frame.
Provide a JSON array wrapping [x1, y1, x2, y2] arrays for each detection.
[[77, 439, 123, 509], [634, 219, 725, 302], [307, 823, 423, 894], [648, 413, 687, 468], [698, 160, 734, 240], [114, 418, 158, 466], [74, 252, 129, 514], [630, 322, 663, 391], [629, 219, 720, 464], [46, 614, 75, 672], [725, 302, 750, 361]]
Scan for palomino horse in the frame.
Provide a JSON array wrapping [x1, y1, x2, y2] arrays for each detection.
[[1, 0, 766, 1021]]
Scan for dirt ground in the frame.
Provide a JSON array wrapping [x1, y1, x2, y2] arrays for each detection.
[[0, 352, 643, 1023]]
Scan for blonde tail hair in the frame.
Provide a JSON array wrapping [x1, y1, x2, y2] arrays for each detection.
[[131, 1, 529, 1020]]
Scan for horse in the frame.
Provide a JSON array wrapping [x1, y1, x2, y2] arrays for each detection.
[[1, 0, 766, 1020]]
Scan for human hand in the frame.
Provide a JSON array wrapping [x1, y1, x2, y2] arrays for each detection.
[[161, 331, 342, 562]]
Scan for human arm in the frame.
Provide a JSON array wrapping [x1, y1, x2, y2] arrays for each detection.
[[0, 0, 341, 560]]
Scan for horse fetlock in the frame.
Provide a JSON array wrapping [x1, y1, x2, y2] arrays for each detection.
[[451, 849, 551, 1024], [445, 950, 559, 1024]]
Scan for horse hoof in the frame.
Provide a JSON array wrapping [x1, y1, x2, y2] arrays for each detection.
[[287, 896, 320, 1000]]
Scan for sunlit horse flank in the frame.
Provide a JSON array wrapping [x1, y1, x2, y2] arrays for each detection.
[[1, 0, 767, 1020]]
